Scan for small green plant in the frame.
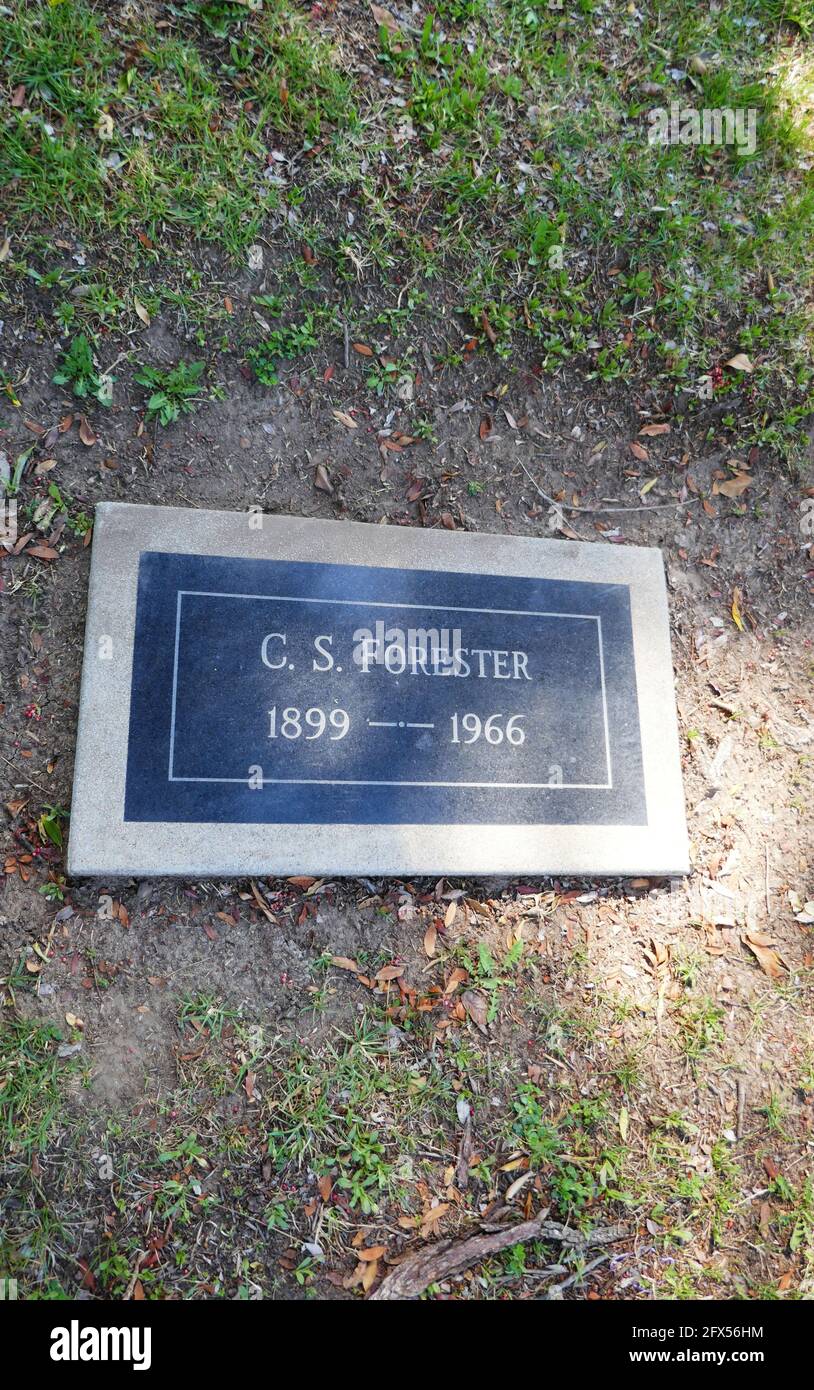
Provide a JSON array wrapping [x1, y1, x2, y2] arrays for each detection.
[[454, 938, 524, 1023], [27, 481, 66, 533], [135, 360, 206, 426], [52, 334, 110, 405], [503, 1243, 527, 1277], [786, 1176, 814, 1260], [39, 879, 66, 904], [366, 359, 402, 395], [37, 804, 67, 849], [190, 1, 254, 38], [511, 1082, 562, 1168], [1, 954, 35, 1010], [157, 1133, 207, 1165], [759, 1092, 789, 1137], [678, 997, 726, 1064], [672, 943, 705, 991], [253, 293, 286, 315], [294, 1255, 317, 1286], [331, 1121, 392, 1214], [264, 1200, 291, 1234], [178, 992, 239, 1040], [248, 312, 322, 385]]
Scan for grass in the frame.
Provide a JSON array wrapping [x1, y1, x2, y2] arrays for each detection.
[[177, 990, 239, 1040], [677, 996, 727, 1065], [0, 1017, 82, 1294], [0, 1017, 79, 1155], [248, 307, 333, 385], [264, 1022, 453, 1215], [1, 1, 814, 460], [1, 2, 354, 251], [1, 905, 813, 1300]]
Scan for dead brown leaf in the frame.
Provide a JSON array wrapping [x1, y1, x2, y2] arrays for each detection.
[[375, 963, 405, 983], [713, 472, 752, 498], [330, 955, 361, 973], [249, 881, 275, 922], [443, 966, 468, 995], [314, 463, 333, 493], [78, 416, 97, 447], [461, 989, 489, 1032], [743, 931, 786, 980], [371, 4, 400, 34]]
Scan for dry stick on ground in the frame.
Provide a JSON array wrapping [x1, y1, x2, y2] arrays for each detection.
[[518, 458, 701, 515], [0, 749, 51, 796], [370, 1212, 629, 1301], [545, 1252, 612, 1299], [455, 1116, 474, 1190]]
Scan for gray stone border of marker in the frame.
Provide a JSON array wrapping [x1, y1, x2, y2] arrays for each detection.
[[67, 502, 689, 878]]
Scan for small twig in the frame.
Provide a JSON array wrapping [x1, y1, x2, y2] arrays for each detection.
[[539, 1050, 573, 1071], [734, 1187, 770, 1209], [343, 321, 350, 370], [104, 350, 130, 376], [123, 1251, 146, 1300], [0, 749, 50, 795], [455, 1116, 473, 1190], [519, 458, 700, 515], [736, 1077, 747, 1139], [546, 1253, 611, 1298]]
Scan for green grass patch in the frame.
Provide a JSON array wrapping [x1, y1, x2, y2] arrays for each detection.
[[0, 1017, 79, 1156], [1, 0, 357, 254], [2, 0, 814, 459]]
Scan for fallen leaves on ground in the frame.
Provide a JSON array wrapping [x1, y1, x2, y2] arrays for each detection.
[[314, 462, 333, 493], [461, 989, 489, 1032], [742, 930, 787, 980], [330, 955, 361, 973], [713, 472, 752, 498], [332, 410, 357, 429]]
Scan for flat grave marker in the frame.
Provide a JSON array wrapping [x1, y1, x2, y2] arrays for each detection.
[[68, 503, 689, 877]]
